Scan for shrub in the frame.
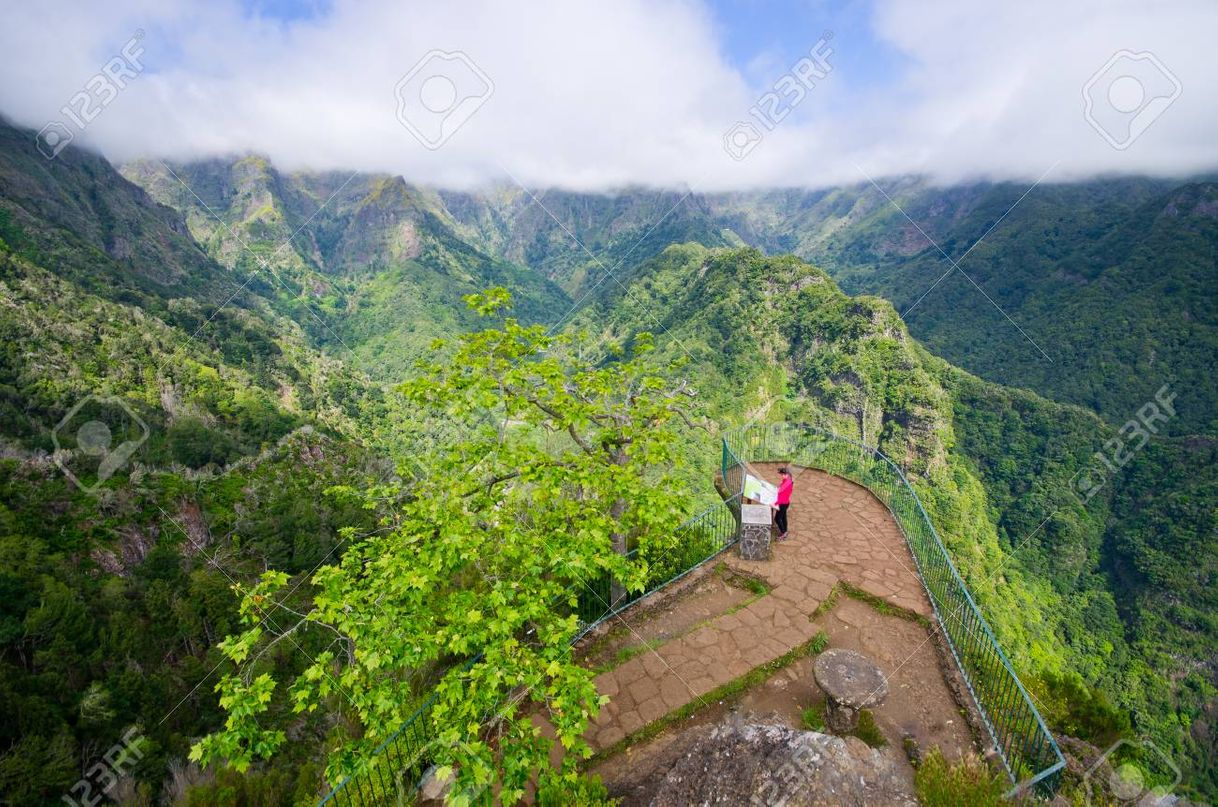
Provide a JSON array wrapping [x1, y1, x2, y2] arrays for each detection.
[[913, 748, 1006, 807], [854, 709, 886, 748], [1033, 670, 1131, 748], [801, 702, 826, 731], [537, 773, 616, 806]]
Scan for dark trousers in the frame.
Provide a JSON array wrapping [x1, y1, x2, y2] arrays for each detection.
[[775, 504, 789, 536]]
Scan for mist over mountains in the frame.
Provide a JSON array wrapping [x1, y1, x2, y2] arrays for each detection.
[[4, 1, 1218, 189]]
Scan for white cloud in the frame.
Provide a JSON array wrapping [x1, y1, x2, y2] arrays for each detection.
[[1, 0, 1215, 190]]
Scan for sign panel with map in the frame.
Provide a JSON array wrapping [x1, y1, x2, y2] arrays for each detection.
[[742, 473, 778, 505]]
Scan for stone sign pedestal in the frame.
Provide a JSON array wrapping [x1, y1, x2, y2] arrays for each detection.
[[739, 504, 773, 561]]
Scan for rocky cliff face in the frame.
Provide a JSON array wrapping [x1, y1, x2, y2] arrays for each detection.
[[118, 154, 571, 377], [649, 721, 915, 806]]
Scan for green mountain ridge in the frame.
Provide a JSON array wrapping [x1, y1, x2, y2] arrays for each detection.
[[0, 123, 248, 312], [120, 157, 572, 379], [435, 186, 738, 295], [0, 119, 1213, 801], [118, 154, 1218, 439], [758, 178, 1218, 437]]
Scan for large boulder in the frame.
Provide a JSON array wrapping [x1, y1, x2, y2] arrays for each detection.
[[649, 721, 915, 806]]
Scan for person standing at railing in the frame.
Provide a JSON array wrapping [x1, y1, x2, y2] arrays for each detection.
[[774, 467, 793, 540]]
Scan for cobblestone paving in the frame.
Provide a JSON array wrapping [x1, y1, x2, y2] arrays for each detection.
[[585, 463, 933, 751]]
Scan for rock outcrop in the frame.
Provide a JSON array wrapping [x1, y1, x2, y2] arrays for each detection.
[[649, 721, 915, 806]]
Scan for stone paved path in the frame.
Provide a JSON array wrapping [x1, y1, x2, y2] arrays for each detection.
[[585, 463, 934, 750]]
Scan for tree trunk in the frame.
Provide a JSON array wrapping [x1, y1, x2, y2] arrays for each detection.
[[609, 447, 629, 608]]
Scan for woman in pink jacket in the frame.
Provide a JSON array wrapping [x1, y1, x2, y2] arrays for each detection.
[[774, 467, 793, 540]]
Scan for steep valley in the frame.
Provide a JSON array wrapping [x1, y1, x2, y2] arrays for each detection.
[[0, 119, 1214, 802]]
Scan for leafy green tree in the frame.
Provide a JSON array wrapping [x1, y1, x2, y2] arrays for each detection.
[[192, 289, 696, 802]]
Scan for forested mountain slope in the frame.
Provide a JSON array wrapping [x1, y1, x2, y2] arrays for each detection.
[[717, 179, 1218, 437], [120, 158, 571, 378], [0, 123, 403, 803], [435, 186, 738, 295], [0, 122, 244, 312]]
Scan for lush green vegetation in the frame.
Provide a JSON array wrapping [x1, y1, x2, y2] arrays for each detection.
[[1102, 438, 1218, 789], [121, 158, 572, 381], [948, 373, 1217, 791], [2, 122, 1214, 802], [0, 437, 382, 805], [0, 122, 414, 804], [397, 177, 1218, 439], [785, 179, 1218, 438]]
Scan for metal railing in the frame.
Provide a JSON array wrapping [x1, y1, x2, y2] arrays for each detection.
[[318, 495, 743, 805], [723, 422, 1064, 798]]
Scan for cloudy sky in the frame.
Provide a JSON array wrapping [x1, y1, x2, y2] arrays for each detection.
[[2, 0, 1215, 190]]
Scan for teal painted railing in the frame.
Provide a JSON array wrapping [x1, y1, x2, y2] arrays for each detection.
[[723, 422, 1064, 798], [319, 421, 1062, 803], [574, 493, 742, 630]]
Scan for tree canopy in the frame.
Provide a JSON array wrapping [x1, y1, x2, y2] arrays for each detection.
[[191, 289, 698, 802]]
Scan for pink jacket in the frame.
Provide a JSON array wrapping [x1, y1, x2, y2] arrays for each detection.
[[776, 477, 793, 506]]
